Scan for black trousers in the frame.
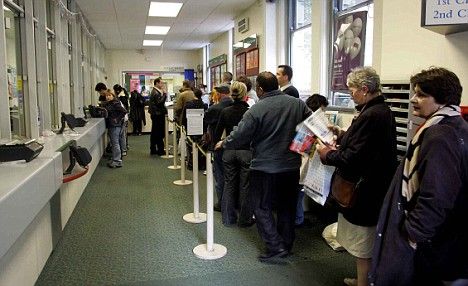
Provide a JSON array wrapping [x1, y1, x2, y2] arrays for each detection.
[[150, 114, 165, 154], [222, 149, 253, 225], [250, 169, 300, 252], [133, 120, 143, 134]]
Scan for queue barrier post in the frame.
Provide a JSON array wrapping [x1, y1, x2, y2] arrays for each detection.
[[160, 115, 173, 159], [183, 140, 206, 223], [174, 127, 192, 186], [193, 151, 227, 259], [168, 121, 181, 170]]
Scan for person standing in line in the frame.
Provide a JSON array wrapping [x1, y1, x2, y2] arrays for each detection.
[[369, 67, 468, 286], [148, 77, 167, 156], [237, 75, 258, 106], [295, 94, 329, 228], [222, 71, 233, 85], [204, 84, 233, 212], [276, 65, 299, 98], [129, 89, 146, 135], [103, 92, 127, 168], [174, 80, 195, 125], [214, 81, 253, 227], [215, 71, 311, 262], [113, 84, 129, 155], [316, 67, 397, 286]]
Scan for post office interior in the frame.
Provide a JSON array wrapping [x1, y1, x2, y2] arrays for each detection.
[[0, 0, 467, 285]]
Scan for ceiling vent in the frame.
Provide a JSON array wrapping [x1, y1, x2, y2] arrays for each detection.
[[237, 17, 249, 34]]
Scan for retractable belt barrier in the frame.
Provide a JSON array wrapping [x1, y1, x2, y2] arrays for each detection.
[[160, 115, 173, 159], [169, 124, 226, 259], [167, 121, 180, 170]]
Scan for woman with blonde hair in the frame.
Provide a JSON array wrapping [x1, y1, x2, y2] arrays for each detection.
[[214, 81, 254, 226]]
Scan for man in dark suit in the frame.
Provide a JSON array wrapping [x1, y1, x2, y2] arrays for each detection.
[[276, 65, 299, 98], [149, 77, 167, 155]]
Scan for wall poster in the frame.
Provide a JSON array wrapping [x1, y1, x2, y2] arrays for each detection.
[[236, 53, 246, 77], [245, 48, 259, 76], [331, 11, 367, 91]]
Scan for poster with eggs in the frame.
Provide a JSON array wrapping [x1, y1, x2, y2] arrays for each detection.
[[331, 11, 367, 91]]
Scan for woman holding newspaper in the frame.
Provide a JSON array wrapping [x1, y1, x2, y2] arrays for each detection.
[[316, 67, 397, 286]]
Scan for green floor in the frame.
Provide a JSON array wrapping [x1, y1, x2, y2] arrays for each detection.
[[36, 135, 354, 286]]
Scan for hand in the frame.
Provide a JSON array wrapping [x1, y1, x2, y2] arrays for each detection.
[[316, 139, 336, 162], [214, 140, 224, 150], [328, 124, 342, 136]]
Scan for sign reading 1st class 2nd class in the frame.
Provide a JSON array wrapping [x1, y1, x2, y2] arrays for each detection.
[[426, 0, 468, 25]]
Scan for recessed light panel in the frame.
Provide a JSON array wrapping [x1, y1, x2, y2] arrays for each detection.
[[149, 2, 183, 17], [143, 40, 163, 46], [145, 26, 171, 35]]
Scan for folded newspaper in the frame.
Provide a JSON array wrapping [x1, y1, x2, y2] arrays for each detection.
[[303, 109, 334, 145]]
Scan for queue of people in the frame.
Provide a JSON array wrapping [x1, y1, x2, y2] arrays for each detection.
[[95, 65, 467, 286]]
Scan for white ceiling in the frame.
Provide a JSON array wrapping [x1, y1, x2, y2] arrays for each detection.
[[74, 0, 258, 50]]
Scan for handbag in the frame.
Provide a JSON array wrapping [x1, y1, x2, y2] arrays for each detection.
[[330, 170, 361, 208]]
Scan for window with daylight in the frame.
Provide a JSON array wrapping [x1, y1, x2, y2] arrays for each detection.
[[290, 0, 312, 99]]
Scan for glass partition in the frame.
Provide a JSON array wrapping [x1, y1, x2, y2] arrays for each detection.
[[4, 4, 26, 138]]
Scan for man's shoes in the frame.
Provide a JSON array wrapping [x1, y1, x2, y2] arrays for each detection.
[[107, 162, 122, 168], [343, 278, 357, 286], [122, 151, 127, 156], [213, 204, 221, 212], [238, 218, 256, 228], [150, 150, 157, 155], [258, 248, 289, 262]]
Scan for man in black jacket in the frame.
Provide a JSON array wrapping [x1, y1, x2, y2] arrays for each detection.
[[149, 77, 167, 155], [277, 65, 299, 98]]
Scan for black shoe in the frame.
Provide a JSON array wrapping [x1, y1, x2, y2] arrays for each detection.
[[238, 218, 256, 228], [213, 204, 221, 212], [150, 150, 157, 155], [258, 248, 289, 262]]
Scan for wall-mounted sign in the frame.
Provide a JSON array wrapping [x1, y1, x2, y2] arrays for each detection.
[[422, 0, 468, 34], [209, 54, 227, 67], [424, 0, 468, 25]]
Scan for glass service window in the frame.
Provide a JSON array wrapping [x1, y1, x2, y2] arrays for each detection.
[[4, 4, 26, 138], [290, 0, 312, 99], [330, 0, 374, 108]]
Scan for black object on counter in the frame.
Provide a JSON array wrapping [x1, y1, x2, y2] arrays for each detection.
[[0, 140, 44, 162]]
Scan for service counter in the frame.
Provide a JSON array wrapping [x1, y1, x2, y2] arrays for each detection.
[[0, 118, 106, 285]]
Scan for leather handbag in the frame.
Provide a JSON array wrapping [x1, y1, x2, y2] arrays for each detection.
[[330, 170, 361, 208]]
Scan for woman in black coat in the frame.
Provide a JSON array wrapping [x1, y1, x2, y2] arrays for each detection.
[[317, 67, 397, 286], [129, 89, 146, 135]]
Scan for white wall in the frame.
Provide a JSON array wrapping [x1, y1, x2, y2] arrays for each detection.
[[235, 0, 266, 71], [209, 31, 230, 61], [375, 0, 468, 105], [105, 49, 201, 85]]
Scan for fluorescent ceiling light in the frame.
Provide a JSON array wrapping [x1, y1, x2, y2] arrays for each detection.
[[143, 40, 163, 46], [149, 2, 183, 17], [145, 26, 171, 35]]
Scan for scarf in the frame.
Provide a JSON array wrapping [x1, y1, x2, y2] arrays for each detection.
[[402, 105, 461, 202]]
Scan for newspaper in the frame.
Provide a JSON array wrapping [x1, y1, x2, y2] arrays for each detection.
[[303, 109, 334, 145], [302, 150, 335, 205]]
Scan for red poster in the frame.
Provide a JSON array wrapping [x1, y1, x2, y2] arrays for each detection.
[[331, 11, 367, 91]]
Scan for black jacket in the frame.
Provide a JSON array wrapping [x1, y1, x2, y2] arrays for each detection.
[[149, 88, 167, 116], [323, 96, 397, 226], [214, 100, 250, 150], [203, 97, 233, 150], [104, 99, 127, 128], [283, 85, 299, 98]]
